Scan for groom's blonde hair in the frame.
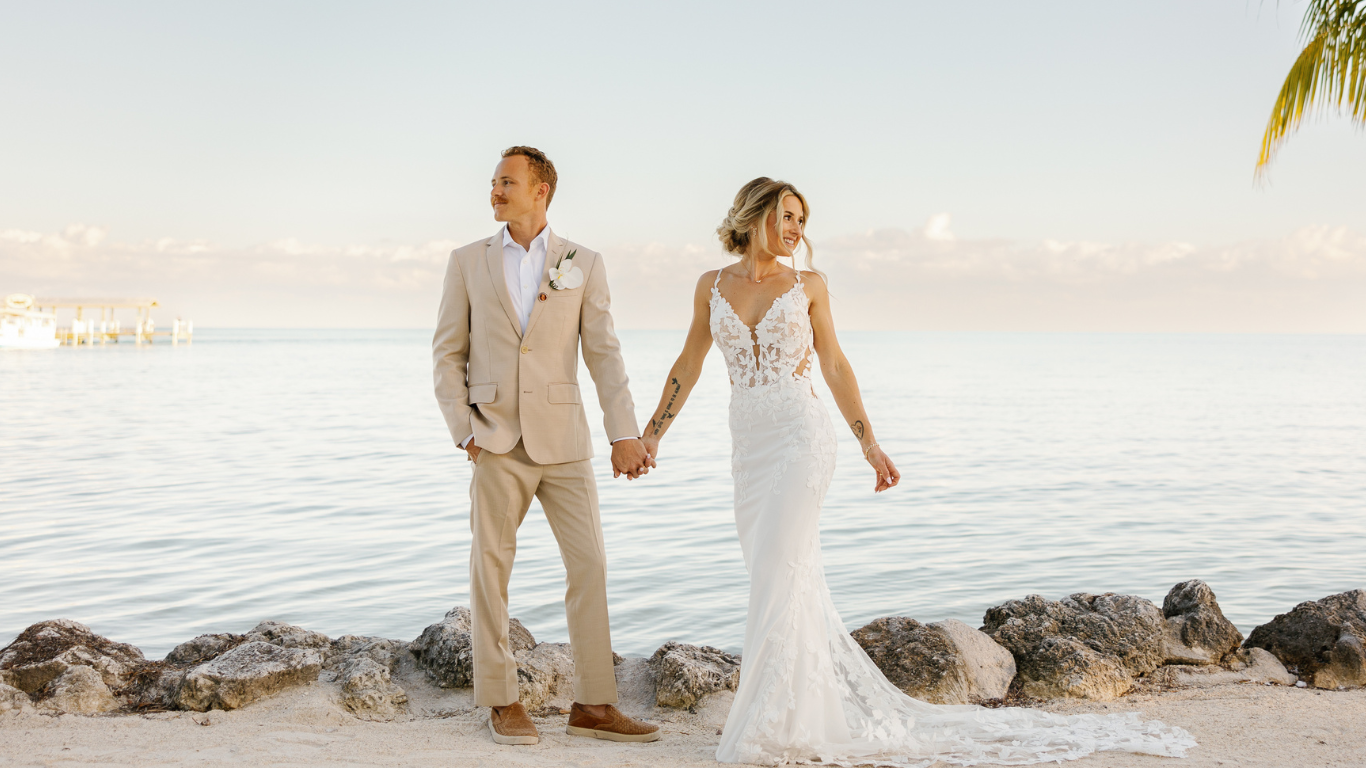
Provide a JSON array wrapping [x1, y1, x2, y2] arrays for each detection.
[[717, 177, 820, 277]]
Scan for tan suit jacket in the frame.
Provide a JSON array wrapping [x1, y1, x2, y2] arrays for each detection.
[[433, 228, 638, 465]]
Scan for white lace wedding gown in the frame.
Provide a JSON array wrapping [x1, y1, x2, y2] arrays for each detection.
[[708, 272, 1196, 766]]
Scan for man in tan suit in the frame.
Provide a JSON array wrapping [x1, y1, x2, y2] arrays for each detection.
[[433, 146, 660, 745]]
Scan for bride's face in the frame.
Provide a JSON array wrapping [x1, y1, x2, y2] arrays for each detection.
[[763, 194, 806, 257]]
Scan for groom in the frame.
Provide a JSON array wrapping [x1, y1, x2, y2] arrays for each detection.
[[433, 146, 660, 745]]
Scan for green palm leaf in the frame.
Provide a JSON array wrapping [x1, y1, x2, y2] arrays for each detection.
[[1256, 0, 1366, 178]]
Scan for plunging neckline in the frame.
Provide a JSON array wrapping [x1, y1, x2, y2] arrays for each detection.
[[711, 274, 805, 336]]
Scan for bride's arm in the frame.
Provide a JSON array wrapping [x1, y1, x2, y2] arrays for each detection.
[[805, 273, 901, 493], [641, 272, 716, 459]]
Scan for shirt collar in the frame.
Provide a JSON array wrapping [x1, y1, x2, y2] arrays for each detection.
[[502, 224, 550, 253]]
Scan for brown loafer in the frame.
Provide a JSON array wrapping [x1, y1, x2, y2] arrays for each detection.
[[565, 702, 661, 743], [489, 701, 539, 745]]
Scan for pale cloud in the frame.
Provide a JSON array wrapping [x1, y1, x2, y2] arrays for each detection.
[[813, 218, 1366, 332], [2, 221, 1364, 332]]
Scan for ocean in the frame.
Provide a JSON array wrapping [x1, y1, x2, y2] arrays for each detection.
[[2, 330, 1363, 657]]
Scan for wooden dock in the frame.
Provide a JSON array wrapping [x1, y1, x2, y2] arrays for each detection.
[[33, 297, 193, 346]]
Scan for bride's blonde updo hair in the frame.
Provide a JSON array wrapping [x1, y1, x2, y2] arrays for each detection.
[[717, 177, 821, 277]]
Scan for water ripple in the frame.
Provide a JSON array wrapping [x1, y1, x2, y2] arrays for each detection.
[[2, 329, 1364, 657]]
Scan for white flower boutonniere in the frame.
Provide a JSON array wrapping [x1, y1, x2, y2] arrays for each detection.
[[549, 249, 584, 290]]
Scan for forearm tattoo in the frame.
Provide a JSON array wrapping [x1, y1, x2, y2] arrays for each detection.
[[651, 377, 681, 436], [851, 420, 865, 440]]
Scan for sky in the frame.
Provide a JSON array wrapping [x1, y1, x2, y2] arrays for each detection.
[[2, 1, 1364, 331]]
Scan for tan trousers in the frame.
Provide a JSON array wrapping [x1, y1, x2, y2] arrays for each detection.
[[469, 439, 618, 707]]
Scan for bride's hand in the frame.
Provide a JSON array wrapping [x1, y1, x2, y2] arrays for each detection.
[[641, 436, 661, 463], [866, 446, 900, 493]]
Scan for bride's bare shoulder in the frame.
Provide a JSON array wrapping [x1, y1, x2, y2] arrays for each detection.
[[697, 269, 722, 288], [693, 269, 721, 300], [797, 270, 829, 299]]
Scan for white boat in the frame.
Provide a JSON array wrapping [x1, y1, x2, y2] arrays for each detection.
[[1, 294, 60, 349]]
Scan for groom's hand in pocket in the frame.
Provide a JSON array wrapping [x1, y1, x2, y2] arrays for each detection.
[[463, 443, 482, 463], [611, 438, 655, 480]]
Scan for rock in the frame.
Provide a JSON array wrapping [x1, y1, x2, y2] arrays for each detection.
[[1149, 647, 1297, 688], [1026, 637, 1133, 699], [0, 620, 145, 694], [339, 656, 407, 720], [613, 657, 659, 715], [244, 621, 332, 651], [175, 641, 322, 711], [1317, 631, 1366, 690], [650, 642, 740, 709], [934, 619, 1016, 700], [982, 592, 1164, 700], [1224, 647, 1298, 685], [1161, 581, 1243, 665], [166, 634, 246, 666], [1245, 590, 1366, 689], [515, 642, 575, 711], [0, 683, 34, 714], [329, 636, 411, 720], [38, 665, 120, 714], [329, 636, 409, 672], [852, 617, 1014, 704], [116, 664, 188, 711], [409, 606, 535, 688]]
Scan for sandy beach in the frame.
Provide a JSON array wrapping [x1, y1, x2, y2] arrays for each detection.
[[3, 658, 1363, 768]]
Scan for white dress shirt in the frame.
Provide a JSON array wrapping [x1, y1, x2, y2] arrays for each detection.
[[502, 224, 549, 335], [461, 225, 637, 450]]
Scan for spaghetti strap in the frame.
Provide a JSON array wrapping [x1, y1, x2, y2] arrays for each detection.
[[713, 269, 723, 289]]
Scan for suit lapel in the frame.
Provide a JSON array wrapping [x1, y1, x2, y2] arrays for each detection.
[[524, 229, 563, 339], [485, 230, 523, 338]]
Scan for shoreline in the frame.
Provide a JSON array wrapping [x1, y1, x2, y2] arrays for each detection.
[[4, 583, 1364, 766], [3, 666, 1364, 767]]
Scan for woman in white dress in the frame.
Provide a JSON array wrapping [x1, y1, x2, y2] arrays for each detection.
[[640, 177, 1197, 766]]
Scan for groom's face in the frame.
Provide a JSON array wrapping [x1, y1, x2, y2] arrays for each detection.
[[491, 155, 545, 223]]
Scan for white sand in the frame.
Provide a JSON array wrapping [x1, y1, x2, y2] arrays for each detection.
[[2, 663, 1363, 767]]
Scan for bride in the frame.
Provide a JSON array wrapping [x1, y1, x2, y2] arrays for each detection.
[[640, 177, 1196, 766]]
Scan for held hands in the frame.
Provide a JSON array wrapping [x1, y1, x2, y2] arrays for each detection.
[[865, 445, 900, 493], [612, 438, 657, 480]]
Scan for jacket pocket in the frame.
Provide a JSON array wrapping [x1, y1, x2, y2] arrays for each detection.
[[468, 383, 497, 404], [547, 383, 581, 404]]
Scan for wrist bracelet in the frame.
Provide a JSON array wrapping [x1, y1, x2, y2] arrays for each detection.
[[862, 442, 880, 458]]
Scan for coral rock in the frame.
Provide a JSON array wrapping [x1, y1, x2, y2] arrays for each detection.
[[166, 634, 247, 666], [982, 592, 1164, 700], [1161, 580, 1243, 665], [1245, 590, 1366, 689], [339, 655, 407, 720], [39, 665, 120, 714], [1025, 636, 1133, 699], [328, 635, 409, 672], [0, 619, 145, 694], [244, 621, 332, 651], [175, 641, 322, 711], [515, 642, 575, 711], [853, 617, 1015, 705], [650, 642, 740, 709], [0, 683, 34, 714], [409, 606, 534, 689]]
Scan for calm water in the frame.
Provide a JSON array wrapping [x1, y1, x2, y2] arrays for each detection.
[[2, 330, 1363, 658]]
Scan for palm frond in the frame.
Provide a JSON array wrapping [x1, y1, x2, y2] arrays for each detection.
[[1256, 0, 1366, 178]]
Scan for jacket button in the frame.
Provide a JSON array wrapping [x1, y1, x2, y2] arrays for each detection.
[[538, 292, 548, 302], [520, 345, 530, 354]]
